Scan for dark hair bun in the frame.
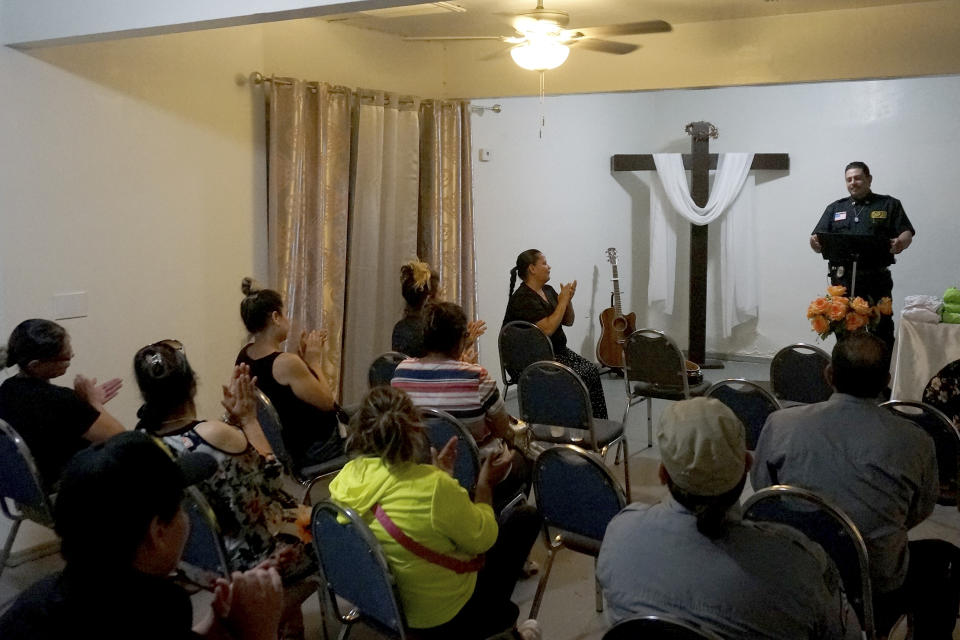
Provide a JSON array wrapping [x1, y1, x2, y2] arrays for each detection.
[[241, 277, 260, 296]]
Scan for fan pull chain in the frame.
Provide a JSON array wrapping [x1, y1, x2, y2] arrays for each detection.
[[538, 70, 545, 139]]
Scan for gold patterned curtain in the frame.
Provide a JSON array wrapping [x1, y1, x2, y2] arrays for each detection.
[[266, 83, 475, 404], [266, 79, 351, 395], [418, 100, 477, 321]]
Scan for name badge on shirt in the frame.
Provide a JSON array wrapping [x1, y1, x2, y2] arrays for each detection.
[[871, 210, 887, 219], [833, 211, 847, 221]]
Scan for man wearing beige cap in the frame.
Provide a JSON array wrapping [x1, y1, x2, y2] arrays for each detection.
[[597, 397, 860, 639]]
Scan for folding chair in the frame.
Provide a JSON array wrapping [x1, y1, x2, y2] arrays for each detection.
[[770, 343, 832, 405], [622, 329, 710, 449], [312, 500, 409, 639], [603, 615, 724, 640], [529, 445, 627, 619], [743, 485, 874, 639], [0, 418, 57, 578], [369, 352, 408, 388], [420, 408, 481, 493], [178, 486, 232, 589], [499, 321, 554, 398], [254, 389, 348, 504], [705, 378, 781, 450], [881, 400, 960, 506], [519, 360, 630, 501]]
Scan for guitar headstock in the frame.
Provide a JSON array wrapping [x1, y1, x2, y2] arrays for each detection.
[[606, 247, 618, 265]]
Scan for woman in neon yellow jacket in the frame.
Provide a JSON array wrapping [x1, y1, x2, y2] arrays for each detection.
[[328, 386, 541, 639]]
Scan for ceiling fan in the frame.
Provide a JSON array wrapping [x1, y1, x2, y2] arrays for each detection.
[[402, 1, 672, 71]]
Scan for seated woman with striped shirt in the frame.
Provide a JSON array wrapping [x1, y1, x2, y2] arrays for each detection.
[[391, 302, 530, 512]]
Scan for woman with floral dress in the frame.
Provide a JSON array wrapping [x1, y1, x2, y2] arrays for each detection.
[[133, 339, 314, 639]]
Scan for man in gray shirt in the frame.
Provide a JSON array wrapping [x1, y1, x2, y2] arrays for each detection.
[[753, 332, 960, 638], [598, 398, 860, 639]]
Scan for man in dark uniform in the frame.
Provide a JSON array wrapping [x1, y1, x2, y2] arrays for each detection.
[[810, 161, 915, 362]]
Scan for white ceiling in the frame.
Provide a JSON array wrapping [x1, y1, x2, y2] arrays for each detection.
[[324, 0, 932, 39]]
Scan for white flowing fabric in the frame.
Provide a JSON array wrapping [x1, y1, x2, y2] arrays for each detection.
[[649, 152, 757, 336], [342, 95, 420, 403]]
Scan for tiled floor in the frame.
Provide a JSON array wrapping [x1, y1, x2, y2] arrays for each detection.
[[4, 359, 960, 639]]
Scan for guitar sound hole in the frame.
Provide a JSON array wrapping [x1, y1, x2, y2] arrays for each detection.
[[613, 317, 627, 331]]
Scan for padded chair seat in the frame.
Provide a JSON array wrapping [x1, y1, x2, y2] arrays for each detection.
[[632, 379, 710, 399], [531, 418, 623, 449], [298, 454, 350, 480]]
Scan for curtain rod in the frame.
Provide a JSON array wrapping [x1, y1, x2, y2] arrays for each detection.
[[241, 71, 476, 110]]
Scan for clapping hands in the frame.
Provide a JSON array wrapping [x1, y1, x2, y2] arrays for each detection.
[[74, 375, 122, 409], [221, 364, 257, 425]]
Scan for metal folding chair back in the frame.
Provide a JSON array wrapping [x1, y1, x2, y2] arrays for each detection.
[[529, 445, 627, 619], [623, 329, 689, 393], [743, 485, 874, 639], [881, 400, 960, 506], [519, 360, 592, 436], [499, 321, 554, 393], [420, 408, 481, 493], [705, 378, 781, 450], [622, 329, 711, 448], [369, 352, 407, 388], [254, 388, 295, 470], [254, 389, 347, 504], [178, 486, 232, 589], [603, 615, 724, 640], [770, 343, 832, 404], [519, 360, 630, 500], [312, 501, 407, 639], [0, 419, 55, 578]]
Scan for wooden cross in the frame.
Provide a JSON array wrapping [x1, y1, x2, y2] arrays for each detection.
[[611, 122, 789, 367]]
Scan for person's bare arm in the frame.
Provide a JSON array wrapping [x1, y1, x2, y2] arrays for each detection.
[[890, 230, 913, 254], [535, 282, 574, 336], [273, 353, 336, 411], [561, 280, 577, 326], [473, 446, 514, 506], [485, 406, 515, 445], [810, 234, 822, 253], [74, 374, 125, 440]]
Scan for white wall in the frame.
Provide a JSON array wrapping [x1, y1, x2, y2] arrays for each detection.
[[0, 25, 268, 424], [471, 76, 960, 378]]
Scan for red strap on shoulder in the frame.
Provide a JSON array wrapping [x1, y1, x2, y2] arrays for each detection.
[[372, 504, 485, 574]]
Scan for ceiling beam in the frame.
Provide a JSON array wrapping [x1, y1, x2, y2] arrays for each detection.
[[0, 0, 420, 48]]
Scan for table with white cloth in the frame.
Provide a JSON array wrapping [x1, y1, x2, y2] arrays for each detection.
[[890, 317, 960, 401]]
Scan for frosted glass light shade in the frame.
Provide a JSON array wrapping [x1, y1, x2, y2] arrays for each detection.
[[510, 40, 569, 71]]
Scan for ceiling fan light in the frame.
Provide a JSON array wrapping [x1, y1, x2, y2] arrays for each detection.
[[510, 40, 569, 71]]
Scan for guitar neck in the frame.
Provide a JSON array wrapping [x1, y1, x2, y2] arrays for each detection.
[[611, 264, 623, 316]]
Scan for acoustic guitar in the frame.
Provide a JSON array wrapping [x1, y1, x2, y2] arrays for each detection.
[[597, 248, 636, 369]]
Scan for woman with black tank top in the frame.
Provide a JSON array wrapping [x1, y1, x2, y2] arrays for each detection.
[[236, 278, 344, 467]]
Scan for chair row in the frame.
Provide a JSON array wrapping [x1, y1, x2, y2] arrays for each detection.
[[306, 443, 880, 640]]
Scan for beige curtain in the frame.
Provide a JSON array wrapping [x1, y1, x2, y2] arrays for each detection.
[[266, 79, 351, 395], [418, 100, 477, 321], [266, 82, 475, 404], [341, 91, 421, 404]]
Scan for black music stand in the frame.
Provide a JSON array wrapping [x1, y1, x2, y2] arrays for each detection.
[[818, 232, 890, 298]]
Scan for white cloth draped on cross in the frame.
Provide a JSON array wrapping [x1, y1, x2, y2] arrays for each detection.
[[649, 152, 757, 337]]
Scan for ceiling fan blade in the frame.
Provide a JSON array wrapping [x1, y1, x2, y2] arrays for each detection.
[[571, 38, 639, 55], [574, 20, 672, 38], [479, 45, 514, 61], [401, 35, 507, 41]]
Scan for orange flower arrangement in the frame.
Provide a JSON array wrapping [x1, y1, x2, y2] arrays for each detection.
[[807, 285, 892, 340]]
